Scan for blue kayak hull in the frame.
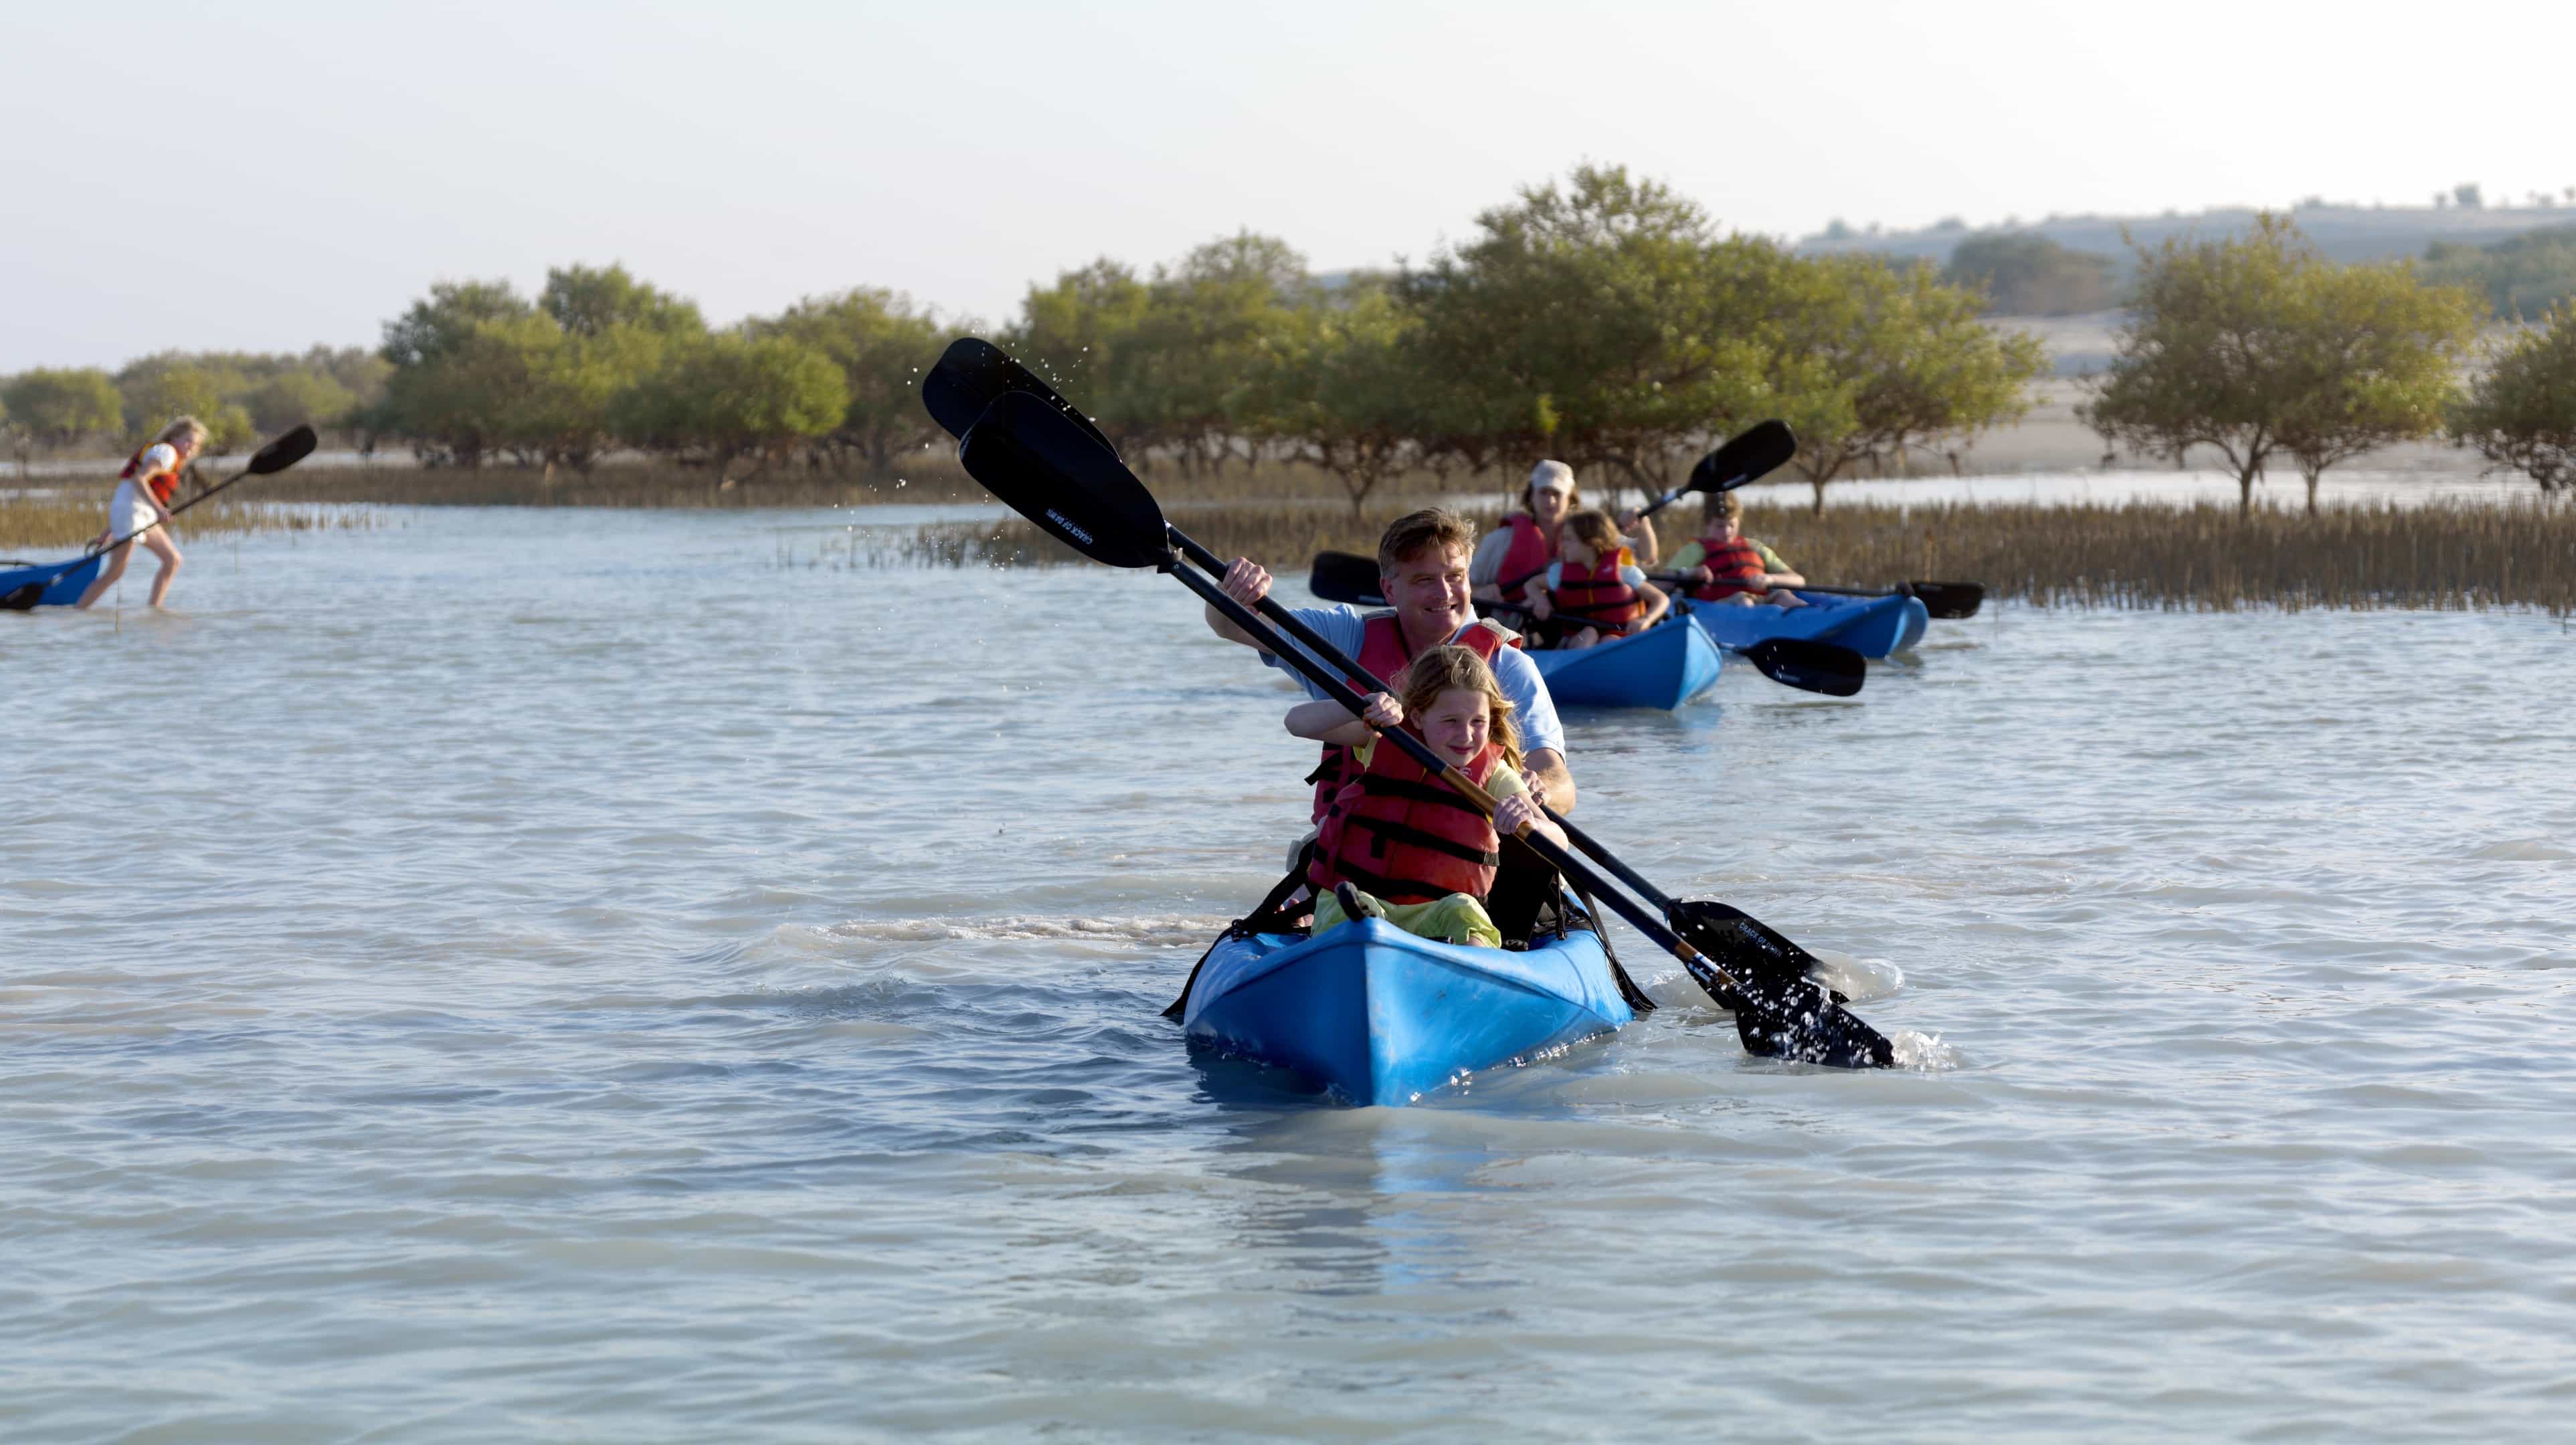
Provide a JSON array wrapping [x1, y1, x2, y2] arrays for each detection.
[[1527, 616, 1722, 709], [0, 555, 103, 608], [1182, 917, 1633, 1106], [1685, 590, 1928, 660]]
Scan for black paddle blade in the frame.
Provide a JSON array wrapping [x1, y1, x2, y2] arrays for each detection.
[[1906, 581, 1985, 619], [1, 583, 40, 611], [247, 424, 318, 475], [957, 391, 1170, 569], [1738, 637, 1865, 697], [1688, 419, 1797, 494], [1667, 899, 1894, 1069], [1307, 551, 1386, 606], [923, 336, 1119, 458]]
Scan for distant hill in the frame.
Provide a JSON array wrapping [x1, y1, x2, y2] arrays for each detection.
[[1797, 203, 2576, 272]]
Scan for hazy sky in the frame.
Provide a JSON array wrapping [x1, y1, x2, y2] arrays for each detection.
[[6, 0, 2571, 373]]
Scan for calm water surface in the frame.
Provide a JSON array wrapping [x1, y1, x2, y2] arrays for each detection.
[[4, 506, 2571, 1442]]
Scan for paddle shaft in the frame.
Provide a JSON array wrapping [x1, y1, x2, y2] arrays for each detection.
[[1162, 537, 1750, 1004], [90, 460, 268, 557]]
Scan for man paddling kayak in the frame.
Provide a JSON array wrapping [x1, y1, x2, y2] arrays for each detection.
[[77, 416, 205, 610], [1208, 508, 1579, 941]]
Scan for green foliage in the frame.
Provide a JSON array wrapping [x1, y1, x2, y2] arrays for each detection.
[[540, 264, 705, 338], [1942, 233, 2122, 316], [1246, 278, 1424, 512], [1402, 165, 1774, 489], [2422, 223, 2576, 318], [1767, 254, 2051, 511], [1006, 260, 1156, 452], [611, 333, 846, 480], [121, 363, 257, 454], [381, 280, 534, 369], [2087, 214, 2478, 512], [1, 367, 125, 452], [2451, 306, 2576, 495], [751, 288, 953, 470]]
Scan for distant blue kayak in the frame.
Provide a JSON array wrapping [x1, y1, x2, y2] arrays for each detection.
[[1684, 590, 1929, 659], [0, 555, 103, 608], [1182, 916, 1634, 1106], [1527, 615, 1723, 709]]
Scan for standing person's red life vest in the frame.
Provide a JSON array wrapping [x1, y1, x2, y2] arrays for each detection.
[[1303, 613, 1518, 822], [1492, 512, 1557, 597], [1547, 549, 1647, 635], [122, 446, 182, 506], [1689, 535, 1772, 601], [1307, 735, 1505, 905]]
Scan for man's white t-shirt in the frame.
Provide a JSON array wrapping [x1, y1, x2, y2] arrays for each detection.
[[1255, 605, 1568, 761]]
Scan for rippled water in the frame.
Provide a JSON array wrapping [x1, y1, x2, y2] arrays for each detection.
[[5, 506, 2571, 1442]]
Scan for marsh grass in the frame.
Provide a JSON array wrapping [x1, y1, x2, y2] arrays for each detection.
[[880, 497, 2576, 615], [0, 492, 375, 552]]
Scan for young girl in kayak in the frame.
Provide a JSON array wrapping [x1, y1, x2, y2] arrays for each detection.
[[77, 415, 205, 610], [1287, 645, 1568, 947], [1667, 492, 1805, 609], [1469, 460, 1659, 603], [1517, 508, 1669, 649]]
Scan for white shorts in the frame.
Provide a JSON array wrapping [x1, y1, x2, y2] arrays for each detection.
[[110, 480, 164, 539]]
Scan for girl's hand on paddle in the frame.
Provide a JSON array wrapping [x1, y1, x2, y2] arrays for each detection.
[[1359, 692, 1402, 730], [1221, 557, 1271, 607], [1494, 794, 1542, 837], [1528, 593, 1553, 621]]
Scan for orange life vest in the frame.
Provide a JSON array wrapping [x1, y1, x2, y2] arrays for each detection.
[[1304, 613, 1520, 822], [1548, 550, 1646, 635], [1493, 512, 1557, 597], [122, 446, 183, 506], [1689, 535, 1771, 601], [1307, 735, 1505, 905]]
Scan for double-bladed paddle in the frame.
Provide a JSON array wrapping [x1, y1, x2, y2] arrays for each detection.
[[1307, 549, 1866, 698], [1630, 419, 1801, 520], [934, 366, 1894, 1068], [1649, 571, 1986, 621], [1, 425, 320, 611]]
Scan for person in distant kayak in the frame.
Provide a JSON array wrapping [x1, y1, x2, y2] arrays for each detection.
[[1469, 460, 1658, 604], [1516, 508, 1668, 649], [78, 415, 205, 610], [1665, 492, 1806, 608], [1291, 645, 1568, 947], [1209, 508, 1578, 941]]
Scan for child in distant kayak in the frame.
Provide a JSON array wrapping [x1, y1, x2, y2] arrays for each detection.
[[1667, 492, 1805, 608], [1287, 645, 1568, 947], [1517, 507, 1667, 648]]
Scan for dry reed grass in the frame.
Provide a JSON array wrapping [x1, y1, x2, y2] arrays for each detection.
[[0, 493, 375, 551], [878, 496, 2576, 615]]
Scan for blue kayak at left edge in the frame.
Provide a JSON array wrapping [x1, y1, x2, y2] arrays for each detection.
[[0, 555, 104, 607], [1527, 614, 1723, 709]]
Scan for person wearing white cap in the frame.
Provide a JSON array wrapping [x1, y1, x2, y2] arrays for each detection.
[[1469, 460, 1659, 603]]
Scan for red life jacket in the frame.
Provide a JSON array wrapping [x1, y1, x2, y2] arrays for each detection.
[[1493, 512, 1557, 597], [1303, 613, 1520, 822], [1689, 534, 1771, 601], [1548, 549, 1646, 635], [1307, 734, 1505, 905], [122, 446, 182, 506]]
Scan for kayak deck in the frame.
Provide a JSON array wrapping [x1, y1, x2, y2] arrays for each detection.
[[1182, 915, 1634, 1106], [1526, 615, 1723, 709], [0, 555, 104, 609], [1684, 590, 1929, 659]]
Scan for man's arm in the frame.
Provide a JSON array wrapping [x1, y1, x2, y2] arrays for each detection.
[[1524, 747, 1577, 815], [1204, 557, 1273, 648]]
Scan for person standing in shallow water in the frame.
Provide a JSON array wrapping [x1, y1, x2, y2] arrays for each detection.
[[78, 416, 205, 609]]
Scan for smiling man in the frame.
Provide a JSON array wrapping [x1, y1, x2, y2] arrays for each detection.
[[1205, 508, 1578, 941]]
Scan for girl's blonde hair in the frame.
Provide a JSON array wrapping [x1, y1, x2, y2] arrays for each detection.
[[1401, 645, 1522, 773], [1560, 507, 1623, 556], [156, 416, 209, 451]]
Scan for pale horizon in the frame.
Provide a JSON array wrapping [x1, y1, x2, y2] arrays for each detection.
[[6, 0, 2571, 373]]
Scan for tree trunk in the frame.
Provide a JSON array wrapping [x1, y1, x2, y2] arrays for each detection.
[[2237, 460, 2260, 516], [2304, 468, 2321, 516]]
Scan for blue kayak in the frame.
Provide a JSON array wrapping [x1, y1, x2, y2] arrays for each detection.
[[1527, 615, 1722, 709], [0, 555, 104, 608], [1182, 915, 1634, 1106], [1684, 590, 1928, 660]]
